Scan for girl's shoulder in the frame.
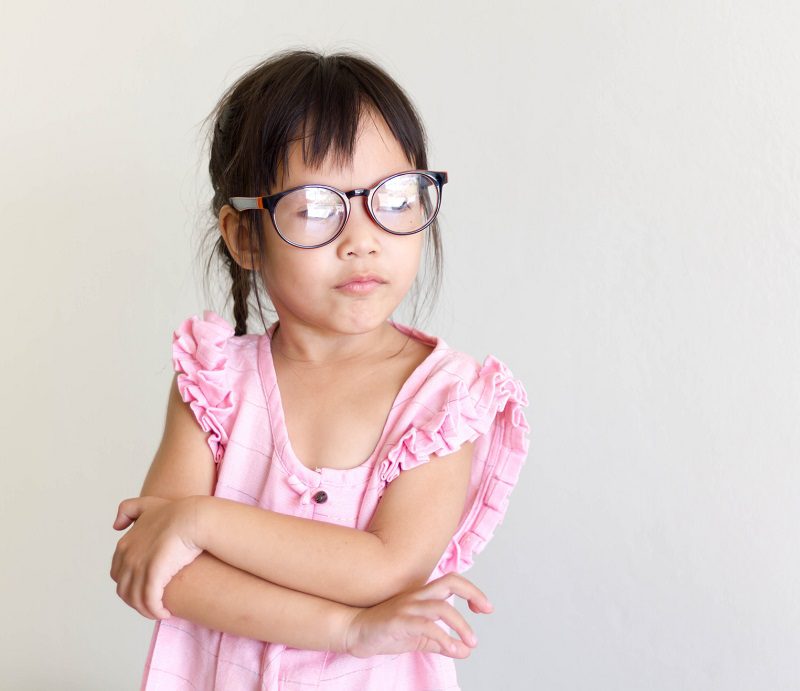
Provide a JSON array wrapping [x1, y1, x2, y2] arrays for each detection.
[[172, 309, 261, 365], [378, 326, 532, 574], [170, 310, 261, 463], [395, 320, 527, 406], [171, 310, 262, 399], [386, 319, 531, 459]]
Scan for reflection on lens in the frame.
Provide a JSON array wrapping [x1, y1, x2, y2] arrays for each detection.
[[274, 187, 345, 246], [372, 173, 438, 233]]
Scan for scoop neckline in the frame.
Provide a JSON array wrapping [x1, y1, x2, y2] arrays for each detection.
[[257, 319, 448, 485]]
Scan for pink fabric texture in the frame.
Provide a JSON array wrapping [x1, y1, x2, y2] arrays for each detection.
[[141, 310, 531, 690]]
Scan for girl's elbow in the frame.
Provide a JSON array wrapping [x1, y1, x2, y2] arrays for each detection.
[[347, 580, 396, 607], [343, 568, 414, 608], [362, 566, 429, 607]]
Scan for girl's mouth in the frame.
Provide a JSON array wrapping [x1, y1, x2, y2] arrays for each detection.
[[335, 279, 384, 295]]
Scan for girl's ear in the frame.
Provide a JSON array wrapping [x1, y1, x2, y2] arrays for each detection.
[[219, 205, 258, 271]]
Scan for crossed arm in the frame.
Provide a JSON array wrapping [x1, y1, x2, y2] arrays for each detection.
[[123, 374, 473, 648]]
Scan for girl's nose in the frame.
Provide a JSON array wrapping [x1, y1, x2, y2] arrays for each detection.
[[336, 197, 381, 257]]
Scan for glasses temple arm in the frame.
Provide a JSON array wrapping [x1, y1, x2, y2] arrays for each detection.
[[229, 197, 262, 211]]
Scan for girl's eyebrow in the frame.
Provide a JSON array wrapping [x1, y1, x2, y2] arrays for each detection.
[[283, 166, 416, 192]]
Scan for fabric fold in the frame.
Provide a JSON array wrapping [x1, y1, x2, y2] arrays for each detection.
[[171, 310, 237, 463], [378, 354, 530, 573]]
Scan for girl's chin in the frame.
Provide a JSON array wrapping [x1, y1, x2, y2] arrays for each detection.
[[276, 296, 400, 333], [335, 316, 394, 334], [326, 309, 397, 334]]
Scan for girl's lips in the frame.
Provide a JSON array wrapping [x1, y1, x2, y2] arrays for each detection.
[[336, 279, 384, 295], [335, 273, 387, 288]]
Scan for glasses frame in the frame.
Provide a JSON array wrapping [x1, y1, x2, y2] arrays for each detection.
[[229, 169, 448, 249]]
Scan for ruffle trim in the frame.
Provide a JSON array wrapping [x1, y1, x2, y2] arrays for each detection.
[[378, 354, 530, 572], [171, 310, 236, 463]]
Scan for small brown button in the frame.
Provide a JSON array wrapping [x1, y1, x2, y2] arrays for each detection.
[[313, 490, 328, 504]]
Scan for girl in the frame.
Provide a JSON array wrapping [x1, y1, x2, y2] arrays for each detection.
[[110, 48, 530, 690]]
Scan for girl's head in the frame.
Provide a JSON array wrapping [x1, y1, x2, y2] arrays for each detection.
[[202, 49, 443, 336]]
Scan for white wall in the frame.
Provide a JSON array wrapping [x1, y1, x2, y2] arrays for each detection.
[[2, 1, 799, 689]]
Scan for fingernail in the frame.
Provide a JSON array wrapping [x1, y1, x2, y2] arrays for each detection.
[[469, 632, 478, 645]]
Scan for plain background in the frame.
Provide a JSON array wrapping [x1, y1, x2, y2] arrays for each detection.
[[2, 1, 799, 689]]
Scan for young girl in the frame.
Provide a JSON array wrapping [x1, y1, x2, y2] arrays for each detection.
[[110, 48, 530, 690]]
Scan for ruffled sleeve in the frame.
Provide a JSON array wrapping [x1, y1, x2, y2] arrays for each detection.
[[378, 352, 530, 574], [171, 310, 237, 463]]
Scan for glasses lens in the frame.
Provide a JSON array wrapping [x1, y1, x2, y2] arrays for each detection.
[[371, 173, 439, 234], [274, 187, 346, 246]]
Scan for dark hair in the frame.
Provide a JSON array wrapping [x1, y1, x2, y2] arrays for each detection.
[[199, 48, 443, 336]]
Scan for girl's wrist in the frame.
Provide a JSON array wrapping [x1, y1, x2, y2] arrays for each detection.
[[329, 604, 362, 655], [187, 495, 211, 551]]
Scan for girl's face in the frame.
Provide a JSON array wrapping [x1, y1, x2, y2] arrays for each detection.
[[257, 111, 424, 337]]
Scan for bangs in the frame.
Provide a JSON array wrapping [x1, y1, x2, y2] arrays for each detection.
[[221, 51, 428, 195], [291, 60, 367, 172], [278, 98, 377, 186]]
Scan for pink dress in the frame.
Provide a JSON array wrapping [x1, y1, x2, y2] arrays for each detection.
[[141, 310, 530, 690]]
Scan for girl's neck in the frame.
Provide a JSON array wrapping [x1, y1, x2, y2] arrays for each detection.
[[270, 319, 404, 369]]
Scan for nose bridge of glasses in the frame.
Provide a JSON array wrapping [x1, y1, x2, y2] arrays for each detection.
[[343, 188, 377, 225]]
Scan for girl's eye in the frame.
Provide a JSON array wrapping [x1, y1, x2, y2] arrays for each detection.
[[388, 199, 410, 212], [376, 195, 414, 213], [298, 205, 338, 220]]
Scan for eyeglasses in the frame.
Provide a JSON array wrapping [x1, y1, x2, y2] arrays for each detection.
[[229, 170, 448, 249]]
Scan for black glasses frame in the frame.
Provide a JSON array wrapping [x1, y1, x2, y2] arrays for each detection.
[[229, 169, 448, 249]]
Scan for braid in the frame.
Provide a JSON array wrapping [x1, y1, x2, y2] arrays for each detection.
[[230, 260, 251, 336]]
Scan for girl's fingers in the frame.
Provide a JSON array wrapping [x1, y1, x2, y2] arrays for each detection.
[[115, 570, 135, 612], [143, 571, 172, 620], [113, 511, 133, 531], [122, 565, 152, 620], [133, 573, 161, 621], [114, 497, 144, 530], [413, 618, 472, 659], [127, 572, 147, 618], [416, 572, 493, 613], [109, 547, 120, 582], [145, 591, 171, 620], [139, 572, 158, 620], [406, 599, 477, 649]]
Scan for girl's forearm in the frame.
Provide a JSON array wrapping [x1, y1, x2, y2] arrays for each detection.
[[162, 551, 358, 653], [195, 497, 400, 608]]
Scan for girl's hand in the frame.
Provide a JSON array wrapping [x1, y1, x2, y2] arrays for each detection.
[[343, 572, 494, 659], [109, 495, 203, 620]]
